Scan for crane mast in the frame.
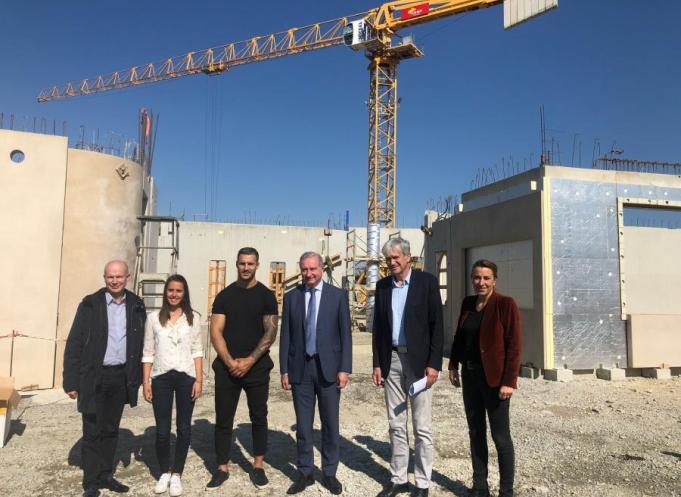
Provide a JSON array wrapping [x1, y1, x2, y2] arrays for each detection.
[[38, 0, 555, 228]]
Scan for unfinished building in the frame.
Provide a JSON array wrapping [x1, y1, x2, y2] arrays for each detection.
[[0, 128, 156, 390], [424, 164, 681, 378]]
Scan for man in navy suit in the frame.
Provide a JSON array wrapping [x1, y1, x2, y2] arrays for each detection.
[[280, 251, 352, 495], [372, 238, 443, 497]]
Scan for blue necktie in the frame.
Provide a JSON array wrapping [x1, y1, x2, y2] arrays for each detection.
[[305, 288, 317, 356]]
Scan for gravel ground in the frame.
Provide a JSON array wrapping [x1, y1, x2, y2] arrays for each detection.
[[2, 332, 680, 497]]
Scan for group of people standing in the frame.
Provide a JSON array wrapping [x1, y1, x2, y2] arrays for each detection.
[[63, 237, 521, 497]]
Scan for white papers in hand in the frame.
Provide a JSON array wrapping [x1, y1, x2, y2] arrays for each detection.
[[408, 376, 428, 397]]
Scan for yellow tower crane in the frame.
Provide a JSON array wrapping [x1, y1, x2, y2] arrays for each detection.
[[38, 0, 557, 227]]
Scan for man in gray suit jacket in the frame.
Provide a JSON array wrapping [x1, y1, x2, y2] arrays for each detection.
[[280, 251, 352, 495]]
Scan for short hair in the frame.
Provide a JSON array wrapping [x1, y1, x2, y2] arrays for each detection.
[[299, 251, 324, 267], [103, 260, 129, 276], [382, 237, 411, 258], [471, 259, 498, 278], [237, 247, 259, 261]]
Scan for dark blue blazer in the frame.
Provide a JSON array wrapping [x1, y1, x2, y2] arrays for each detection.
[[279, 282, 352, 383], [372, 269, 444, 380]]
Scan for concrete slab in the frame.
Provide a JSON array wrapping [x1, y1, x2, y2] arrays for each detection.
[[641, 368, 672, 380], [544, 369, 573, 382], [596, 368, 626, 381]]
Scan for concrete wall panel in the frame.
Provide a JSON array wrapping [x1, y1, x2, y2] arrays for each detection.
[[176, 222, 424, 324], [621, 226, 681, 316], [426, 193, 544, 367], [54, 150, 144, 386], [627, 314, 681, 368], [0, 130, 68, 388]]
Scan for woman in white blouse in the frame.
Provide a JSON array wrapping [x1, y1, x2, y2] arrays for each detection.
[[142, 274, 203, 496]]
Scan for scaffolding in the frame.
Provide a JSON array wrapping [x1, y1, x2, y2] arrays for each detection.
[[133, 215, 180, 311]]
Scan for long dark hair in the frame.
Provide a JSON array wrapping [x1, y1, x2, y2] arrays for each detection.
[[159, 274, 194, 326]]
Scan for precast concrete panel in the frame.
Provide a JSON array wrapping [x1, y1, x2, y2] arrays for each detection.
[[175, 222, 424, 327], [54, 150, 144, 386], [0, 130, 68, 388]]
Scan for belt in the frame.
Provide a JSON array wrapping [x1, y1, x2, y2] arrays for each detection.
[[391, 346, 408, 353], [102, 364, 126, 370], [305, 354, 318, 361]]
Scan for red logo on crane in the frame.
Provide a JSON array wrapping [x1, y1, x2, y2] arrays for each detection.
[[401, 3, 430, 20]]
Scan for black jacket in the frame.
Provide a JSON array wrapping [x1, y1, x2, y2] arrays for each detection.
[[372, 269, 444, 380], [63, 288, 146, 413]]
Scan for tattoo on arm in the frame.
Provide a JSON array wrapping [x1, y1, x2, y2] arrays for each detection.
[[251, 314, 278, 362]]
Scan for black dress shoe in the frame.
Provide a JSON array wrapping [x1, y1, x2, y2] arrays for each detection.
[[83, 487, 100, 497], [287, 474, 315, 494], [99, 476, 129, 493], [322, 475, 343, 495], [376, 482, 410, 497], [412, 488, 428, 497]]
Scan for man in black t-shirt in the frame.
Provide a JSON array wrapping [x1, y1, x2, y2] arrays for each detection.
[[206, 247, 279, 491]]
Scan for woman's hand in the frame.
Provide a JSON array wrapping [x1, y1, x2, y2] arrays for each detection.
[[448, 370, 460, 387], [499, 385, 514, 400], [192, 380, 203, 401], [143, 383, 152, 402]]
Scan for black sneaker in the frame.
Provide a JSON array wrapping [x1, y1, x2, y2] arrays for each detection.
[[250, 467, 269, 488], [206, 470, 230, 490]]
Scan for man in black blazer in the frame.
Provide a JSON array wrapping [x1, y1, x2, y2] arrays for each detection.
[[280, 251, 352, 495], [372, 238, 443, 497], [63, 260, 147, 497]]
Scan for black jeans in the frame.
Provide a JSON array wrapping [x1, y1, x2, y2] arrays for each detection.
[[151, 370, 196, 474], [81, 365, 127, 489], [462, 364, 515, 497], [213, 359, 271, 465]]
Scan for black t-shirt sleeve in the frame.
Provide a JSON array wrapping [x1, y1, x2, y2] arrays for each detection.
[[212, 288, 228, 315], [263, 287, 278, 315]]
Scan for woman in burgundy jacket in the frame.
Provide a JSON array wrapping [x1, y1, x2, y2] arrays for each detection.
[[448, 259, 521, 497]]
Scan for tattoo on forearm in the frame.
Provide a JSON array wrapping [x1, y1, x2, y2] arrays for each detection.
[[251, 314, 278, 361]]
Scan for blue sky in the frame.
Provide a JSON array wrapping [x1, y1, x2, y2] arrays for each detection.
[[2, 1, 679, 227]]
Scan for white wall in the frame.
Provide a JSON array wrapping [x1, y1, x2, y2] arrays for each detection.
[[176, 222, 424, 322]]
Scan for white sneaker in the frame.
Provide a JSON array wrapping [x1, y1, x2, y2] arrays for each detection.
[[169, 474, 183, 497], [154, 473, 171, 494]]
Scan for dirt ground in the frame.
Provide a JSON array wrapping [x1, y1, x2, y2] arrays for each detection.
[[2, 332, 680, 497]]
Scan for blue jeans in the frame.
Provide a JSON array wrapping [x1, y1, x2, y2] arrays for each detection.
[[151, 370, 196, 474]]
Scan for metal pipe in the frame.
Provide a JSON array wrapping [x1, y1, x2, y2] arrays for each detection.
[[366, 223, 380, 332]]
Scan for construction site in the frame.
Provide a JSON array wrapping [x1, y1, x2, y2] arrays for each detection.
[[1, 1, 680, 496]]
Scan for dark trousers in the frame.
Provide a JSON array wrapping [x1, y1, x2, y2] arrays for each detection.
[[81, 366, 127, 489], [291, 355, 340, 477], [151, 370, 196, 474], [214, 362, 271, 465], [462, 364, 515, 497]]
